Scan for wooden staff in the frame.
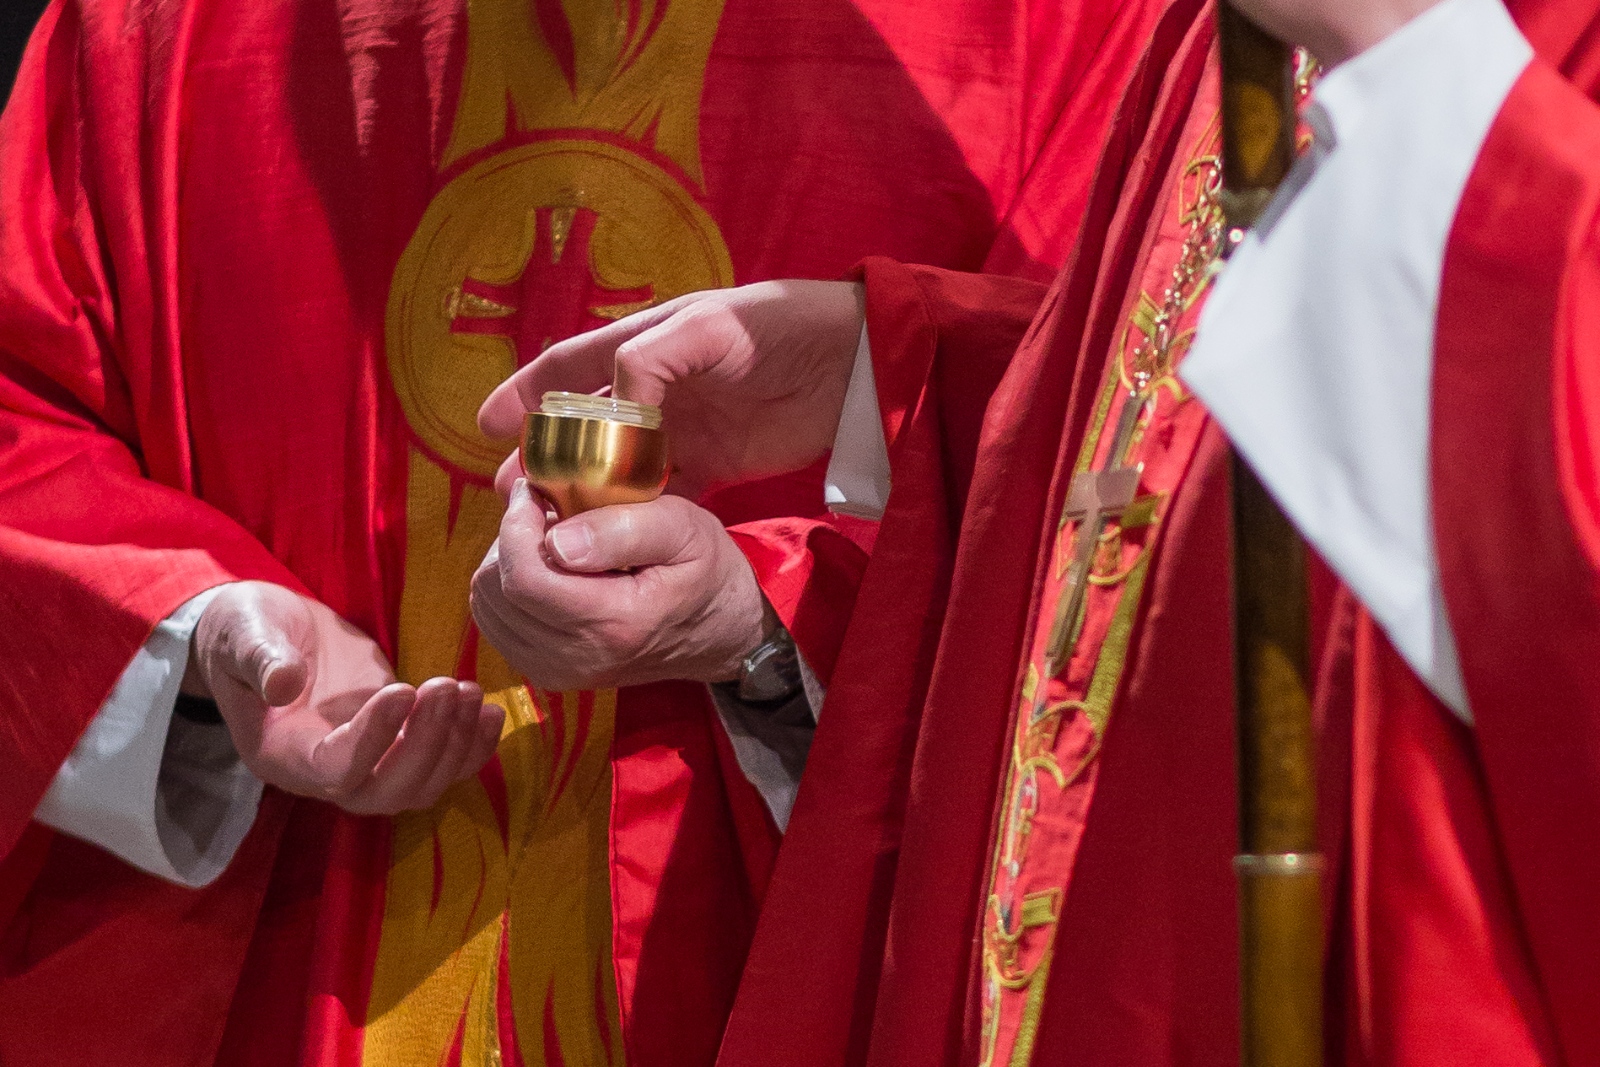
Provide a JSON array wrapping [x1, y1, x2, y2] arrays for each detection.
[[1216, 8, 1324, 1067]]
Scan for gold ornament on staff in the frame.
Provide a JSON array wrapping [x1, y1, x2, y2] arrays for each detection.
[[522, 392, 670, 518], [1216, 7, 1325, 1067]]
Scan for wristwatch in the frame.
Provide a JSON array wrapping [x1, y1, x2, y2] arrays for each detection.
[[174, 691, 225, 725], [726, 606, 804, 706]]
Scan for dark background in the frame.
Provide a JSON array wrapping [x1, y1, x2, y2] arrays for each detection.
[[3, 0, 50, 103]]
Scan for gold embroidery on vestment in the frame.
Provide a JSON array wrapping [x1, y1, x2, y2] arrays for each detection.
[[978, 116, 1227, 1067], [372, 0, 732, 1062]]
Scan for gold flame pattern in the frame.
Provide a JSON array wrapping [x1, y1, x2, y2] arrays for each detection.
[[373, 0, 732, 1061]]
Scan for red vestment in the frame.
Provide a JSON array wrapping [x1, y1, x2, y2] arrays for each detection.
[[0, 0, 1164, 1063], [720, 5, 1600, 1066]]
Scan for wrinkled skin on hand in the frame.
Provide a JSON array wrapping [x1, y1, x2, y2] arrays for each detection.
[[471, 280, 860, 692], [185, 581, 504, 815], [470, 483, 768, 692], [1228, 0, 1447, 66], [478, 279, 866, 498]]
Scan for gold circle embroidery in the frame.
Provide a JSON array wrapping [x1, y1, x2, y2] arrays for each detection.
[[386, 138, 734, 477]]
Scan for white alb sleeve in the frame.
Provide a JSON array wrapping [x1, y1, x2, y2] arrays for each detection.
[[824, 324, 893, 521], [33, 584, 265, 887], [1180, 0, 1533, 723]]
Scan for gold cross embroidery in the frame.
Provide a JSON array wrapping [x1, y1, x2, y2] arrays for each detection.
[[1043, 390, 1161, 676]]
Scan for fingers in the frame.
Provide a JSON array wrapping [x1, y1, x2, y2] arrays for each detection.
[[455, 689, 505, 785], [208, 585, 491, 816], [477, 300, 686, 438], [415, 682, 496, 801], [495, 449, 523, 499], [612, 303, 740, 406], [470, 488, 754, 690], [300, 678, 504, 816], [358, 677, 459, 805], [478, 291, 739, 435], [307, 681, 416, 792], [545, 496, 699, 574], [332, 679, 477, 814], [493, 480, 554, 594], [487, 483, 639, 629]]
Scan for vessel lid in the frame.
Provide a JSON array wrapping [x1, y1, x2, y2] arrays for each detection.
[[540, 391, 663, 430]]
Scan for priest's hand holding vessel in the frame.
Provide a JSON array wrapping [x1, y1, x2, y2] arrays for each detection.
[[479, 279, 865, 497], [472, 285, 858, 691], [469, 482, 767, 692]]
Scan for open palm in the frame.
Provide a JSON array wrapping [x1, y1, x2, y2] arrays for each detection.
[[190, 582, 503, 816]]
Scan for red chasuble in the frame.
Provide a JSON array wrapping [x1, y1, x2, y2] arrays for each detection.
[[0, 0, 1166, 1064], [719, 5, 1600, 1067]]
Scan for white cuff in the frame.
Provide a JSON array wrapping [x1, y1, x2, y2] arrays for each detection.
[[34, 584, 265, 886], [824, 324, 892, 521], [1181, 0, 1532, 723]]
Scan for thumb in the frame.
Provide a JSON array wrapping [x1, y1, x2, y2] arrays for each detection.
[[228, 615, 309, 707], [252, 641, 310, 707], [205, 584, 313, 707], [545, 497, 701, 574]]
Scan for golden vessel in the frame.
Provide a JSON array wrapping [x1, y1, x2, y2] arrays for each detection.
[[521, 392, 669, 518]]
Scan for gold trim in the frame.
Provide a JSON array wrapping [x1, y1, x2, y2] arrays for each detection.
[[981, 117, 1226, 1067], [1071, 357, 1126, 479], [1006, 948, 1054, 1067], [1081, 551, 1154, 736]]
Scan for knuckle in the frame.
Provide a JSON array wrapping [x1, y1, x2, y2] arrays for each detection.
[[614, 338, 650, 367], [239, 633, 275, 666], [598, 619, 645, 657]]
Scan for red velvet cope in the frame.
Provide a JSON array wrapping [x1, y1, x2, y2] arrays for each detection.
[[1508, 0, 1600, 96], [727, 519, 870, 686], [608, 683, 768, 1067], [1342, 619, 1560, 1067]]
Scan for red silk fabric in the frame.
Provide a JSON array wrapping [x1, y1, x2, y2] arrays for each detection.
[[720, 11, 1600, 1067], [1427, 58, 1600, 1067], [0, 0, 1160, 1063]]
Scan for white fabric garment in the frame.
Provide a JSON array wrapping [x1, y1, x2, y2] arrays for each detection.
[[1182, 0, 1533, 722], [34, 584, 264, 887], [825, 324, 892, 521]]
